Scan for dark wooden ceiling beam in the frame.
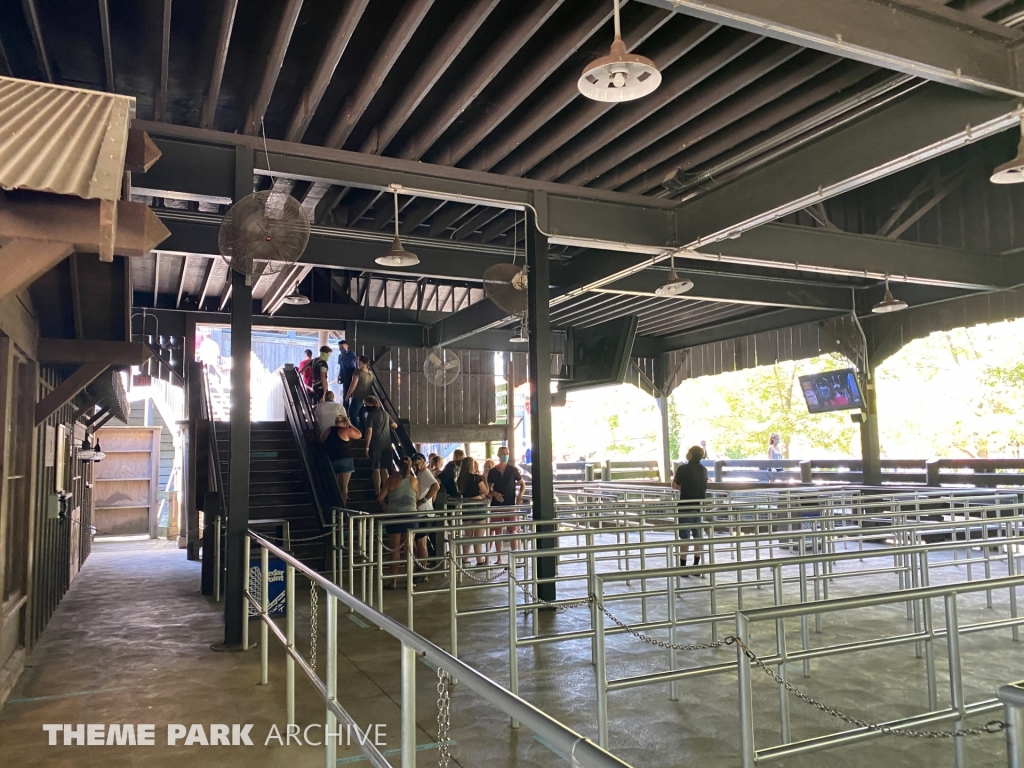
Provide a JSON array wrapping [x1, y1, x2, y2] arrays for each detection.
[[465, 5, 671, 172], [175, 254, 189, 307], [619, 62, 875, 194], [38, 339, 153, 366], [592, 52, 840, 191], [492, 18, 719, 176], [196, 258, 215, 310], [636, 0, 1024, 95], [437, 0, 615, 166], [97, 0, 115, 91], [200, 0, 238, 130], [562, 42, 814, 187], [426, 203, 474, 238], [21, 0, 53, 82], [285, 0, 370, 142], [0, 240, 73, 300], [398, 0, 566, 161], [69, 253, 84, 338], [360, 0, 500, 155], [398, 197, 446, 235], [244, 0, 303, 135], [452, 207, 503, 241], [154, 0, 172, 121], [323, 0, 434, 149], [34, 364, 109, 426]]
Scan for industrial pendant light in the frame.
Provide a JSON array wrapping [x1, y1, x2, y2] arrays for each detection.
[[991, 117, 1024, 184], [654, 252, 694, 297], [578, 0, 661, 103], [510, 315, 529, 343], [79, 434, 105, 462], [375, 187, 419, 267], [872, 274, 908, 314], [281, 285, 310, 305]]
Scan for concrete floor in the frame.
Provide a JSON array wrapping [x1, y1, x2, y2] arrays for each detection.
[[0, 537, 1021, 768]]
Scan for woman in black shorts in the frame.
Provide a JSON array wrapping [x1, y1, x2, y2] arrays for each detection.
[[319, 414, 361, 507], [456, 456, 491, 566]]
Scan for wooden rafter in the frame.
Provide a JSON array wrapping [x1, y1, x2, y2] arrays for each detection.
[[35, 363, 108, 426]]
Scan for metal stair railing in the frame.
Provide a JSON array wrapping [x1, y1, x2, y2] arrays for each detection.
[[367, 357, 415, 460], [278, 364, 342, 529]]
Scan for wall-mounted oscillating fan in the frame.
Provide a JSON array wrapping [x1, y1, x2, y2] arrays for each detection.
[[483, 263, 528, 315], [423, 346, 461, 387], [218, 190, 310, 282]]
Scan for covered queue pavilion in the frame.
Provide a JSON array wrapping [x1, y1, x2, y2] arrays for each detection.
[[2, 1, 1024, 767]]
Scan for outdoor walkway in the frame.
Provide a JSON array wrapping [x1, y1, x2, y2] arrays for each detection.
[[0, 540, 442, 767]]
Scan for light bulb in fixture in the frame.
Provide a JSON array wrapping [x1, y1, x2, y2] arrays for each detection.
[[991, 118, 1024, 184], [654, 255, 693, 297], [282, 289, 310, 305], [872, 275, 908, 314], [376, 187, 419, 267], [578, 0, 660, 103], [510, 316, 529, 343]]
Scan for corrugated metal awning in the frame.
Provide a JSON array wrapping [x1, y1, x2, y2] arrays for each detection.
[[0, 76, 135, 202]]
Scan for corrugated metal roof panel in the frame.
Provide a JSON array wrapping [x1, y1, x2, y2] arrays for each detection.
[[0, 76, 135, 202]]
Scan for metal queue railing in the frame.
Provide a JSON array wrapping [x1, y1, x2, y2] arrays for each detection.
[[355, 501, 1024, 672], [588, 534, 1024, 747], [345, 491, 1024, 624], [242, 531, 633, 768], [732, 575, 1024, 767]]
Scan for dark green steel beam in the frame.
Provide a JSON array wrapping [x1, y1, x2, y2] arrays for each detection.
[[636, 0, 1024, 97]]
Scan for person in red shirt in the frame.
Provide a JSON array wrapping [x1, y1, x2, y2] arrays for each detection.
[[297, 349, 314, 391]]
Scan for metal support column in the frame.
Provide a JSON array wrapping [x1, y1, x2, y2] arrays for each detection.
[[526, 205, 556, 602], [656, 393, 672, 482], [184, 311, 200, 559], [222, 145, 254, 648], [860, 362, 881, 486]]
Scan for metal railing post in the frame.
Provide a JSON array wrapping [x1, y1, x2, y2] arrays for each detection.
[[286, 563, 296, 726], [997, 682, 1024, 768], [261, 546, 269, 684], [449, 548, 458, 659], [945, 593, 966, 768], [773, 565, 791, 743], [242, 534, 250, 651], [401, 642, 417, 768], [736, 612, 756, 768], [594, 577, 609, 749], [214, 516, 222, 602], [508, 564, 520, 727], [919, 552, 938, 711], [332, 509, 338, 586], [406, 530, 415, 629], [326, 592, 338, 768], [666, 571, 678, 703]]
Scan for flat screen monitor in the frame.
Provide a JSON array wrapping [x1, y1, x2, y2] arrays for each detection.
[[559, 315, 638, 393], [798, 368, 864, 414]]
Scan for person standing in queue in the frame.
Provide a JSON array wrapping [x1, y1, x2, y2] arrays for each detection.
[[363, 396, 397, 496], [672, 445, 708, 573], [311, 346, 332, 404], [319, 414, 361, 507], [378, 458, 421, 589], [345, 355, 375, 430], [436, 448, 465, 510], [487, 446, 525, 565], [337, 339, 357, 401]]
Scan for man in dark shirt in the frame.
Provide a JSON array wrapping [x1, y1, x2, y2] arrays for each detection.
[[337, 340, 357, 400], [311, 346, 332, 404], [487, 446, 525, 564], [362, 396, 397, 495], [435, 449, 465, 507], [672, 445, 708, 571]]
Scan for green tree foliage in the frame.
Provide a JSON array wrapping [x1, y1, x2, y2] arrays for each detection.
[[672, 354, 859, 459]]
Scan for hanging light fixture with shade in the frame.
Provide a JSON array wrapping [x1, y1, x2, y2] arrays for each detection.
[[991, 117, 1024, 184], [281, 284, 310, 305], [78, 434, 105, 462], [872, 274, 908, 314], [578, 0, 661, 103], [376, 186, 420, 267], [654, 252, 694, 297], [510, 315, 530, 343]]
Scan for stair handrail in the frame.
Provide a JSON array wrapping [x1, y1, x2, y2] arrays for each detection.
[[366, 358, 415, 460], [278, 364, 342, 528], [200, 366, 224, 500]]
